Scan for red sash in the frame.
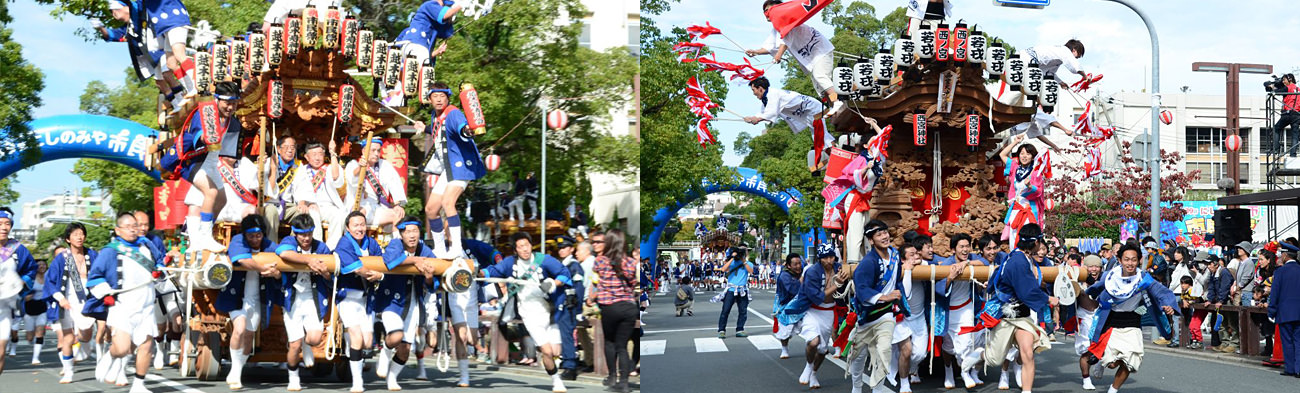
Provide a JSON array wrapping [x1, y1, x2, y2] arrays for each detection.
[[218, 160, 257, 204], [310, 167, 326, 192], [364, 166, 393, 206]]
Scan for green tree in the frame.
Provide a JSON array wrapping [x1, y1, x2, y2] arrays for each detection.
[[0, 26, 45, 174], [640, 0, 731, 237], [73, 69, 162, 214], [0, 178, 19, 206]]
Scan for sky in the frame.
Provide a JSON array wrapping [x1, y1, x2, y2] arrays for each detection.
[[8, 2, 131, 228], [653, 0, 1300, 166]]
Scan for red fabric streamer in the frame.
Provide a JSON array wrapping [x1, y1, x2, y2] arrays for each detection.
[[685, 22, 723, 41], [696, 117, 717, 147], [685, 76, 720, 147], [1071, 73, 1104, 93], [694, 54, 766, 81], [1082, 146, 1103, 179], [673, 42, 707, 62]]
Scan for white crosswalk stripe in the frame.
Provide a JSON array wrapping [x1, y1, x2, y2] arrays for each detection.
[[695, 337, 729, 353], [644, 340, 667, 356], [747, 334, 783, 351]]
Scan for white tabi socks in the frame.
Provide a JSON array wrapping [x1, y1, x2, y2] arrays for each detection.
[[59, 354, 75, 383], [376, 346, 391, 378], [288, 365, 303, 391], [227, 349, 248, 389], [799, 362, 813, 384], [944, 363, 956, 388], [415, 355, 428, 380], [898, 377, 910, 392], [130, 372, 152, 393], [302, 344, 315, 368], [153, 340, 165, 370], [386, 354, 405, 391], [31, 340, 43, 364], [349, 359, 365, 393], [1083, 376, 1096, 390]]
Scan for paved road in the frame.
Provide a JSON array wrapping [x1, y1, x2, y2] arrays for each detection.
[[1, 344, 623, 392], [642, 285, 1295, 393]]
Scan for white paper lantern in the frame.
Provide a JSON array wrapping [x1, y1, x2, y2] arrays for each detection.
[[284, 16, 302, 57], [968, 30, 986, 65], [873, 47, 895, 86], [384, 47, 403, 87], [1042, 78, 1059, 112], [985, 43, 1007, 81], [852, 58, 874, 91], [1024, 58, 1043, 100], [894, 34, 916, 68], [916, 21, 935, 60], [356, 31, 374, 68], [547, 110, 569, 130], [833, 62, 855, 96], [1005, 51, 1025, 89], [371, 39, 388, 78], [194, 51, 212, 93], [402, 55, 420, 96], [211, 43, 230, 82], [267, 23, 284, 65], [485, 154, 501, 171], [249, 33, 267, 73]]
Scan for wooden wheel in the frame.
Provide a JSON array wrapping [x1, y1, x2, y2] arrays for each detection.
[[193, 331, 223, 381]]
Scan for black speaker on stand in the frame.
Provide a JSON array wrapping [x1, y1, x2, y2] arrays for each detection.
[[1214, 208, 1252, 248]]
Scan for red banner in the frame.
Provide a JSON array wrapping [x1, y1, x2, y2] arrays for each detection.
[[154, 180, 192, 230], [766, 0, 834, 38], [380, 138, 410, 190]]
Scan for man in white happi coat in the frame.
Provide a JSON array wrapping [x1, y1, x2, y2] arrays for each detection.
[[343, 137, 407, 235], [292, 141, 348, 249], [0, 207, 39, 376], [86, 213, 166, 393]]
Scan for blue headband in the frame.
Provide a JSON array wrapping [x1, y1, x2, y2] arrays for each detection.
[[0, 211, 13, 223], [427, 88, 453, 97], [396, 220, 421, 231], [360, 137, 384, 147], [291, 226, 314, 234], [244, 227, 263, 234], [214, 93, 240, 101]]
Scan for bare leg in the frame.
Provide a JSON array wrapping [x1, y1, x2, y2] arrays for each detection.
[[1014, 328, 1037, 391], [1111, 361, 1130, 389]]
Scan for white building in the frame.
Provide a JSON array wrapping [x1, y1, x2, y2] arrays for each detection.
[[569, 0, 640, 238], [20, 193, 113, 230], [676, 193, 738, 221]]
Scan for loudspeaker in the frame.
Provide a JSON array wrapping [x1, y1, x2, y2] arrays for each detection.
[[1214, 208, 1251, 247]]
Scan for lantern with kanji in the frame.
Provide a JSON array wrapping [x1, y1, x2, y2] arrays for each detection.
[[337, 84, 355, 123], [894, 33, 916, 68], [1024, 57, 1043, 102], [1005, 50, 1025, 90], [852, 56, 873, 91], [322, 6, 341, 49], [385, 47, 403, 87], [967, 28, 986, 64], [934, 23, 950, 62], [418, 64, 436, 103], [211, 43, 230, 82], [249, 33, 267, 73], [914, 113, 928, 146], [873, 47, 895, 87], [341, 16, 358, 57], [302, 7, 319, 48], [1042, 79, 1059, 113], [965, 114, 980, 151], [832, 61, 854, 96], [1160, 110, 1173, 125], [267, 23, 284, 65], [230, 37, 248, 79], [402, 55, 420, 97], [985, 42, 1007, 81], [547, 109, 569, 130], [952, 21, 969, 62], [194, 51, 212, 93], [371, 40, 388, 78], [356, 31, 374, 68], [485, 154, 501, 171], [916, 21, 936, 60], [267, 79, 283, 119], [284, 15, 302, 57], [1226, 134, 1242, 152]]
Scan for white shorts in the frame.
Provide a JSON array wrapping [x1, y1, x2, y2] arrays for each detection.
[[890, 314, 928, 371], [798, 306, 835, 353], [189, 154, 226, 196], [399, 42, 431, 68], [283, 296, 324, 343], [801, 53, 835, 95], [428, 173, 468, 195], [23, 312, 48, 330], [380, 308, 419, 344], [59, 300, 97, 332], [227, 277, 262, 331], [774, 320, 799, 341], [449, 286, 478, 326], [337, 291, 372, 332], [157, 25, 188, 52], [519, 299, 561, 346], [422, 292, 441, 329], [0, 298, 16, 338], [108, 305, 160, 346], [1075, 308, 1097, 356]]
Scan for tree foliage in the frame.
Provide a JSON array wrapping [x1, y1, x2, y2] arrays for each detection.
[[1043, 137, 1200, 238], [0, 178, 19, 206], [0, 26, 45, 173], [640, 1, 730, 237], [73, 69, 161, 214]]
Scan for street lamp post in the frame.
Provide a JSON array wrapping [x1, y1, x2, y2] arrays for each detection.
[[1103, 0, 1162, 238]]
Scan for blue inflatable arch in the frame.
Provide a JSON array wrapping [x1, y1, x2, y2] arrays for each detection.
[[640, 167, 804, 273], [0, 115, 163, 182]]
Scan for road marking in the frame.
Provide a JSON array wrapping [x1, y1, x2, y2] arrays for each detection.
[[695, 337, 729, 353], [747, 334, 783, 351], [748, 307, 848, 371], [644, 340, 667, 356], [645, 327, 719, 334], [146, 374, 204, 393]]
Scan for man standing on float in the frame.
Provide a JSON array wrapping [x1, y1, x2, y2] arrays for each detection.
[[418, 82, 486, 259]]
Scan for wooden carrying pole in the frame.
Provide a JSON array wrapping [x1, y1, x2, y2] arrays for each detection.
[[231, 252, 476, 275]]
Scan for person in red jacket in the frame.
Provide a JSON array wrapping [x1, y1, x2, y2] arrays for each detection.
[[1277, 74, 1300, 156]]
